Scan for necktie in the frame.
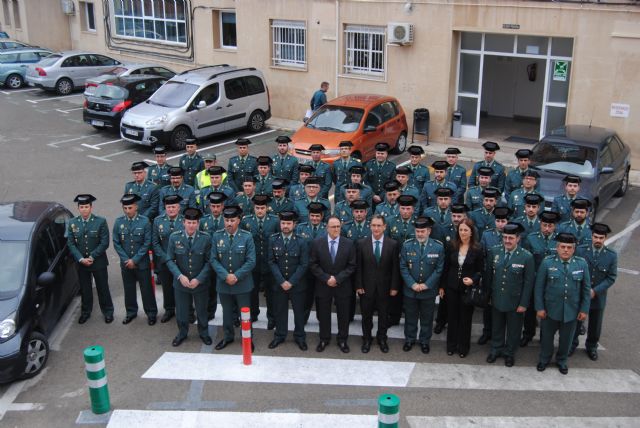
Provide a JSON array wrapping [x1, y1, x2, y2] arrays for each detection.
[[420, 242, 425, 254], [258, 219, 264, 234], [188, 236, 193, 246], [374, 240, 381, 263], [330, 240, 337, 262], [440, 211, 445, 222], [229, 234, 234, 246], [284, 237, 290, 247], [563, 261, 569, 274], [504, 251, 511, 265]]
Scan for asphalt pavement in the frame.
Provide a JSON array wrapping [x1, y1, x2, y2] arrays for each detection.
[[0, 87, 639, 427]]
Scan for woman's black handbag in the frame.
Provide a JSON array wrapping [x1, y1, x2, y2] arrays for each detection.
[[463, 283, 490, 308]]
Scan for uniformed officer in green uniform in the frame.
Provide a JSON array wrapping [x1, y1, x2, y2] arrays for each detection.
[[513, 193, 543, 237], [68, 194, 114, 324], [556, 198, 593, 246], [210, 206, 257, 350], [485, 222, 535, 367], [199, 192, 227, 319], [198, 166, 235, 209], [124, 161, 159, 220], [375, 181, 401, 220], [152, 195, 184, 323], [228, 138, 259, 193], [552, 175, 582, 222], [194, 152, 219, 191], [235, 175, 258, 216], [570, 223, 617, 360], [407, 145, 430, 189], [271, 135, 299, 185], [521, 210, 560, 346], [113, 194, 158, 325], [308, 144, 332, 198], [332, 141, 360, 203], [147, 145, 172, 188], [179, 138, 205, 187], [399, 216, 445, 353], [334, 183, 362, 224], [421, 161, 458, 209], [423, 187, 453, 244], [469, 187, 500, 234], [269, 179, 294, 215], [255, 155, 275, 195], [158, 167, 197, 215], [444, 147, 467, 204], [341, 199, 371, 241], [465, 166, 493, 211], [505, 149, 539, 200], [365, 142, 396, 206], [166, 208, 212, 346], [507, 170, 542, 219], [293, 176, 331, 224], [394, 166, 421, 204], [337, 165, 374, 208], [289, 164, 315, 201], [469, 141, 506, 192], [241, 195, 280, 326], [267, 211, 310, 350], [535, 233, 591, 374]]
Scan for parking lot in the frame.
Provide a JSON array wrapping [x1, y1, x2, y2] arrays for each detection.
[[1, 87, 640, 427]]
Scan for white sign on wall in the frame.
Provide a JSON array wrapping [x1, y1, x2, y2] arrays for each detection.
[[610, 103, 630, 118]]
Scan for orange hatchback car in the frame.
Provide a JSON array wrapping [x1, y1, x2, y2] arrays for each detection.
[[292, 94, 408, 164]]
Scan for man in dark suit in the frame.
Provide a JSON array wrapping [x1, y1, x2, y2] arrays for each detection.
[[309, 216, 357, 353], [355, 215, 400, 353]]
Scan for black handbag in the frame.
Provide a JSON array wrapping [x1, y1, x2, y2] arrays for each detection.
[[463, 283, 490, 308]]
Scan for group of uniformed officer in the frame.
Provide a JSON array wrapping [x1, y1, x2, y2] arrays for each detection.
[[67, 137, 618, 373]]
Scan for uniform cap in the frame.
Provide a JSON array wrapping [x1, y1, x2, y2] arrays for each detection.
[[591, 222, 612, 235], [515, 149, 533, 159], [279, 211, 298, 221], [375, 142, 390, 152], [349, 165, 366, 175], [524, 193, 544, 205], [131, 161, 149, 171], [338, 141, 354, 148], [563, 175, 582, 184], [304, 176, 322, 186], [397, 194, 417, 206], [307, 202, 326, 214], [242, 175, 257, 183], [445, 147, 462, 155], [556, 232, 577, 244], [252, 194, 271, 205], [482, 141, 500, 151], [183, 208, 202, 220], [538, 211, 560, 224], [350, 199, 369, 210], [503, 222, 524, 235], [477, 166, 494, 177], [208, 192, 227, 204], [74, 194, 96, 204], [120, 194, 141, 205], [408, 145, 425, 155], [208, 165, 226, 176], [222, 205, 242, 218], [298, 164, 315, 174], [202, 152, 217, 161], [163, 194, 183, 205], [235, 138, 252, 146], [523, 170, 539, 179], [431, 160, 449, 171], [493, 206, 511, 219], [414, 216, 435, 229], [451, 203, 469, 214], [571, 198, 592, 210], [153, 145, 168, 155], [185, 138, 198, 145], [435, 187, 454, 198], [395, 165, 412, 175], [345, 183, 362, 190], [309, 144, 325, 152], [384, 180, 400, 192], [482, 187, 500, 198], [276, 135, 291, 144], [257, 156, 273, 166], [271, 178, 289, 190], [168, 166, 184, 176]]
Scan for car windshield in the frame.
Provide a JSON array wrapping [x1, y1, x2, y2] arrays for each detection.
[[38, 55, 61, 67], [0, 241, 27, 297], [530, 141, 598, 178], [148, 81, 198, 108], [305, 106, 364, 133], [95, 84, 128, 100]]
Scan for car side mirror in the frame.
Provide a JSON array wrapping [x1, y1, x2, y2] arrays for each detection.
[[363, 125, 377, 133], [196, 100, 206, 109], [600, 166, 614, 174], [37, 272, 56, 287]]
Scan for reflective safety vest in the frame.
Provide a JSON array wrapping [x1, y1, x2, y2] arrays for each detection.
[[195, 169, 228, 190]]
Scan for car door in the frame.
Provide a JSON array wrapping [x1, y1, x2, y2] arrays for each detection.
[[89, 54, 120, 81], [49, 210, 77, 310], [221, 76, 249, 131], [378, 101, 403, 146], [597, 142, 616, 201], [361, 104, 387, 160], [31, 223, 61, 335], [187, 82, 226, 138], [60, 55, 83, 85]]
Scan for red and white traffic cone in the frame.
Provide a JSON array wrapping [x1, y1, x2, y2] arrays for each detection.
[[241, 307, 252, 365]]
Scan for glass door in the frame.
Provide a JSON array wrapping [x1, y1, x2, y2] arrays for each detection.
[[456, 33, 483, 138], [540, 38, 573, 138]]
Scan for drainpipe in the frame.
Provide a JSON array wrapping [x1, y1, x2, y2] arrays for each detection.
[[335, 0, 340, 97]]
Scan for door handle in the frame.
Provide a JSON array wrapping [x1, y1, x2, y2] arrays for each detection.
[[216, 106, 222, 110], [226, 103, 233, 107]]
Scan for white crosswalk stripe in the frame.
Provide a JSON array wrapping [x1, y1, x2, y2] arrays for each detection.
[[406, 417, 640, 428]]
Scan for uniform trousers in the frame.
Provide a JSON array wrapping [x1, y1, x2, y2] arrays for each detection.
[[207, 275, 218, 319], [522, 296, 538, 340], [403, 296, 436, 345], [273, 285, 306, 342], [251, 270, 273, 322], [490, 308, 524, 358], [572, 308, 605, 352], [219, 292, 251, 341], [303, 272, 317, 324], [175, 285, 209, 339], [156, 265, 176, 312], [539, 317, 577, 365], [482, 304, 492, 336], [435, 294, 448, 326], [78, 268, 114, 317], [121, 267, 157, 317], [446, 287, 475, 354]]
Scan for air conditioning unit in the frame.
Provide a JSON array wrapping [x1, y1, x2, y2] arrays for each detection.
[[387, 23, 414, 45], [61, 0, 75, 15]]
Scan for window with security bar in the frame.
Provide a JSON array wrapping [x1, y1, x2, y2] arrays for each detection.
[[112, 0, 187, 44], [344, 25, 385, 77], [271, 20, 306, 68]]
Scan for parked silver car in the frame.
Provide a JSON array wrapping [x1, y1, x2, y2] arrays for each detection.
[[84, 63, 175, 98], [25, 51, 122, 95]]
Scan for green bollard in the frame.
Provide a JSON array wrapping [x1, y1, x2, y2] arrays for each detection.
[[378, 393, 400, 427], [84, 345, 110, 414]]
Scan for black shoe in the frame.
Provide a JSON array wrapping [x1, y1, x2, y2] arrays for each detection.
[[433, 323, 445, 334], [122, 315, 137, 325], [568, 345, 577, 357], [586, 349, 598, 361], [268, 338, 284, 349], [459, 352, 467, 358], [215, 339, 234, 350], [78, 313, 90, 324], [296, 341, 308, 351], [477, 334, 491, 345], [104, 315, 114, 324], [338, 341, 350, 353], [537, 362, 547, 372], [189, 314, 196, 324], [403, 342, 414, 352], [579, 324, 586, 336], [233, 318, 241, 328], [520, 336, 532, 347], [361, 339, 372, 354], [316, 341, 328, 352], [208, 312, 215, 321], [160, 311, 175, 323], [421, 343, 430, 354], [379, 340, 389, 354], [557, 363, 569, 375], [447, 350, 455, 356], [505, 356, 515, 367], [267, 320, 275, 330], [148, 317, 157, 326], [201, 336, 213, 346], [486, 354, 498, 363], [172, 335, 186, 347]]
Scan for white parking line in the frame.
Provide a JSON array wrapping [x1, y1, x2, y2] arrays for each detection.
[[407, 417, 640, 428], [47, 135, 94, 147], [26, 93, 83, 103], [0, 88, 40, 94], [56, 107, 83, 114], [81, 138, 123, 150], [88, 148, 137, 162]]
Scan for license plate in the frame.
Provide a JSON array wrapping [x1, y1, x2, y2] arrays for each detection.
[[125, 129, 138, 136], [91, 120, 104, 127]]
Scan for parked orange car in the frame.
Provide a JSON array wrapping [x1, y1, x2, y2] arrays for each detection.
[[292, 94, 408, 164]]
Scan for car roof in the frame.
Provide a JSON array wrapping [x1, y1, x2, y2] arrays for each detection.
[[542, 125, 616, 147], [58, 50, 109, 57], [327, 94, 397, 108], [172, 65, 260, 85], [0, 47, 52, 54], [101, 75, 166, 87], [0, 201, 65, 241]]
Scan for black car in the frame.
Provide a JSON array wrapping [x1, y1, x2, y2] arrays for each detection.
[[531, 125, 632, 218], [0, 202, 79, 383], [83, 75, 167, 130]]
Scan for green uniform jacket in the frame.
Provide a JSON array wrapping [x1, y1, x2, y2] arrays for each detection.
[[210, 229, 256, 294], [576, 244, 617, 309], [423, 206, 452, 245], [465, 185, 486, 211], [235, 193, 256, 217], [67, 214, 110, 271], [513, 215, 540, 237], [255, 173, 275, 196], [387, 216, 416, 245], [228, 155, 258, 192], [469, 160, 506, 192], [524, 232, 558, 266], [158, 184, 197, 215], [421, 180, 458, 209], [469, 207, 496, 233], [152, 214, 184, 267], [408, 163, 430, 189], [399, 238, 445, 299], [112, 214, 152, 269], [124, 180, 159, 220], [198, 185, 235, 209], [332, 157, 361, 187], [296, 222, 326, 242], [375, 201, 399, 220], [508, 188, 543, 218], [364, 159, 396, 196], [551, 194, 577, 223], [534, 255, 591, 322], [308, 160, 332, 198], [486, 245, 535, 312], [147, 163, 172, 188], [446, 163, 468, 203], [199, 213, 224, 234], [341, 220, 371, 241], [268, 233, 309, 291], [166, 230, 212, 292], [241, 213, 280, 273], [272, 154, 300, 184], [557, 220, 592, 246], [179, 153, 205, 187], [293, 197, 331, 224], [268, 196, 294, 215]]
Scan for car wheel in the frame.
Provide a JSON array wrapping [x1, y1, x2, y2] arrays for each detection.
[[55, 78, 73, 96], [614, 168, 630, 197], [390, 132, 407, 154], [170, 126, 191, 151], [20, 332, 49, 379], [247, 110, 266, 133], [5, 73, 23, 89]]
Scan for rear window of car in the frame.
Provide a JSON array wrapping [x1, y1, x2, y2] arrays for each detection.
[[95, 84, 128, 99], [0, 52, 19, 63], [38, 55, 61, 66]]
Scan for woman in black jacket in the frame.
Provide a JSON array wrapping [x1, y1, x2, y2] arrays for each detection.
[[440, 218, 484, 357]]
